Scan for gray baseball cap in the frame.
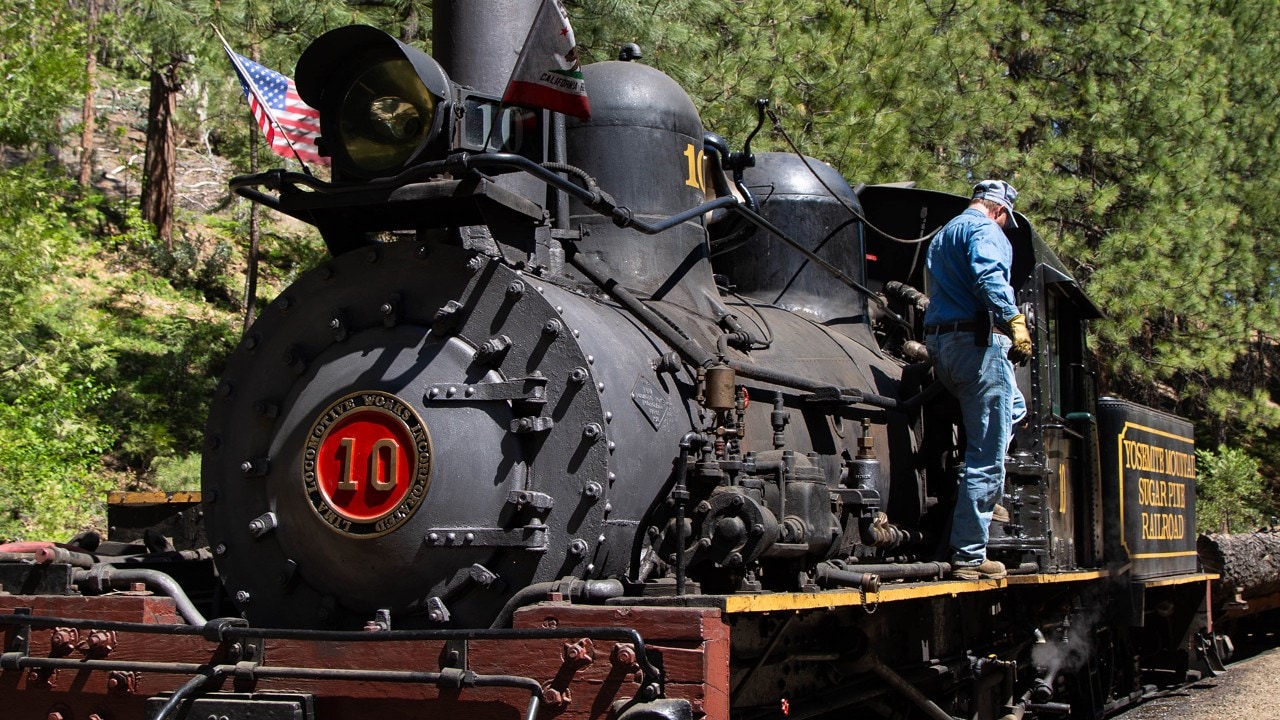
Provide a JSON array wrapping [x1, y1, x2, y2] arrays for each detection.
[[972, 179, 1018, 228]]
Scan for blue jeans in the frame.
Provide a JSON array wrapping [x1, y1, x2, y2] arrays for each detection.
[[926, 330, 1023, 565]]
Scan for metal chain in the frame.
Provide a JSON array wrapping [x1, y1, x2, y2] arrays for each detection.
[[860, 585, 879, 615]]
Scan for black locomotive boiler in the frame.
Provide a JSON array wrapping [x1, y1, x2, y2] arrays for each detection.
[[0, 4, 1229, 720]]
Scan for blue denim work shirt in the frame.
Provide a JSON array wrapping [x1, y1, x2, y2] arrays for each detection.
[[922, 208, 1018, 326]]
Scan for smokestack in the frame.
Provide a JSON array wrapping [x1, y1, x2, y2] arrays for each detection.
[[432, 1, 547, 208], [431, 1, 539, 94]]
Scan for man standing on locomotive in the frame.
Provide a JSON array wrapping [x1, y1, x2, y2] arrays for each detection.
[[923, 180, 1032, 581]]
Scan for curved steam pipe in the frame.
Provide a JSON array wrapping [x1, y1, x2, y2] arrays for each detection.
[[73, 566, 208, 626], [489, 578, 625, 629]]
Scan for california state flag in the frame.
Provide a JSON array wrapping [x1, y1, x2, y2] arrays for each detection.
[[503, 0, 591, 119]]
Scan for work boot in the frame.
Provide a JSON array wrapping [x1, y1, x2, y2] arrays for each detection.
[[992, 504, 1010, 523], [952, 559, 1007, 581]]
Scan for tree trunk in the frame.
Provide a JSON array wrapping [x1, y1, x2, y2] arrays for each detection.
[[1199, 530, 1280, 604], [77, 0, 99, 188], [141, 53, 182, 248]]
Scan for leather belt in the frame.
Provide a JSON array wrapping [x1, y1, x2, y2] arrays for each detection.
[[925, 321, 976, 335], [925, 322, 1009, 337]]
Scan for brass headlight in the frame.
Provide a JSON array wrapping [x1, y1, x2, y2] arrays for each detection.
[[296, 24, 545, 181], [338, 59, 438, 176], [296, 25, 452, 179]]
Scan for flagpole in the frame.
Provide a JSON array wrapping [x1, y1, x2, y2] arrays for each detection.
[[212, 25, 314, 176]]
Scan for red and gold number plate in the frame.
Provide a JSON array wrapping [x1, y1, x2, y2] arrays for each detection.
[[303, 391, 432, 537]]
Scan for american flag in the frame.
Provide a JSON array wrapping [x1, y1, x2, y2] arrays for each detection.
[[223, 47, 327, 165]]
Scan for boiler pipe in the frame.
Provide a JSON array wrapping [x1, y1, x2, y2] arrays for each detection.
[[814, 562, 881, 592], [837, 561, 952, 581]]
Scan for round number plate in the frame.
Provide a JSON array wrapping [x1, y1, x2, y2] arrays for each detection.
[[303, 391, 432, 537]]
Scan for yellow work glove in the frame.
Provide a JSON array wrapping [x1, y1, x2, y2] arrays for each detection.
[[1007, 314, 1032, 363]]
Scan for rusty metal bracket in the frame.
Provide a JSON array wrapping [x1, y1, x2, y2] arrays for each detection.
[[6, 606, 30, 657], [442, 639, 469, 671]]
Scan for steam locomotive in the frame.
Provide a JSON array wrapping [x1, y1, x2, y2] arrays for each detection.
[[0, 3, 1231, 719]]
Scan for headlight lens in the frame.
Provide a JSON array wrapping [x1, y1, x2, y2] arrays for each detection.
[[339, 59, 437, 175]]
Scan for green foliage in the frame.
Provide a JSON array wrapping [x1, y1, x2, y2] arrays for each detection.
[[0, 0, 85, 147], [0, 167, 78, 329], [0, 157, 241, 538], [0, 379, 116, 542], [151, 453, 202, 492], [1195, 445, 1270, 534], [0, 165, 116, 541], [100, 312, 236, 465], [134, 222, 237, 298]]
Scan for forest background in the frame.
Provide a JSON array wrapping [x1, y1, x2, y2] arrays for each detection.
[[1, 0, 1277, 541]]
